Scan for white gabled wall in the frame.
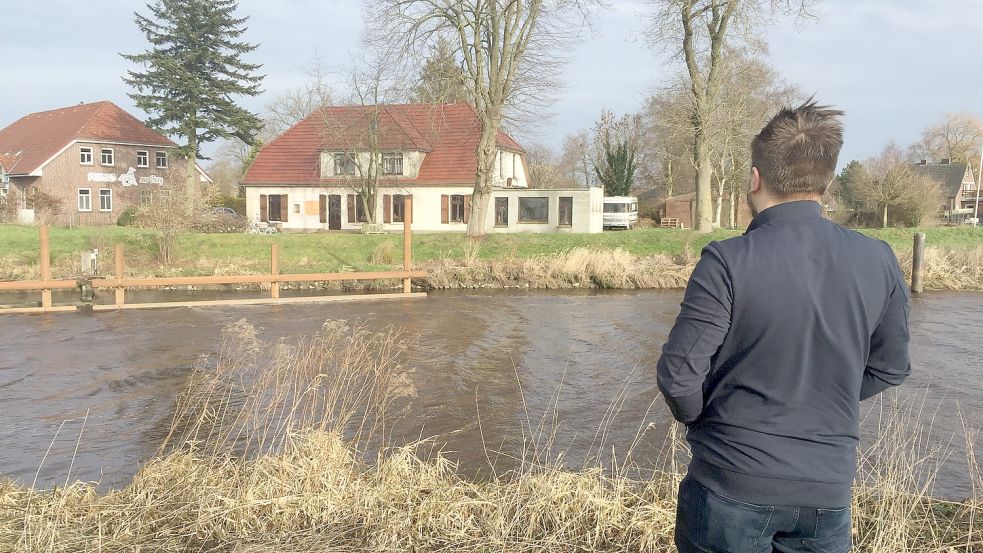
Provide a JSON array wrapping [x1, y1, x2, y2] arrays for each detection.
[[244, 184, 602, 233]]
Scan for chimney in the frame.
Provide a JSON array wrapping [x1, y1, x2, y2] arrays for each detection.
[[941, 158, 950, 165]]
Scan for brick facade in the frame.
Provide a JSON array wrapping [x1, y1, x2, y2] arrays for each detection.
[[11, 141, 194, 226]]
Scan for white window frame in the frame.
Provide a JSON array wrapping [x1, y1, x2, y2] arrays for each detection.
[[382, 152, 403, 176], [155, 151, 168, 168], [136, 150, 149, 168], [78, 188, 92, 212], [100, 148, 114, 167], [80, 146, 93, 165], [98, 188, 113, 212]]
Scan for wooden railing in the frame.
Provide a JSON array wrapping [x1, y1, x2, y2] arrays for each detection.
[[0, 198, 426, 314]]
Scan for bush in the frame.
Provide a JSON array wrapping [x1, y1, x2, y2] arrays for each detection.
[[116, 207, 139, 226]]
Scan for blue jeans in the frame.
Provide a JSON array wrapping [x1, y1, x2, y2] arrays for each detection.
[[675, 475, 852, 553]]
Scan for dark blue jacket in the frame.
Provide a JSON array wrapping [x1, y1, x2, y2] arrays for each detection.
[[657, 200, 910, 508]]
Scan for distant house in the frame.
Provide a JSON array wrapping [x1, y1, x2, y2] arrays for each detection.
[[0, 101, 210, 226], [241, 102, 603, 233], [913, 159, 979, 221]]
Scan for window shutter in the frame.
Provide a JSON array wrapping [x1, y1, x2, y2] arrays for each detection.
[[280, 195, 288, 222], [319, 195, 327, 224], [464, 194, 472, 224], [347, 194, 356, 223], [441, 194, 449, 224], [259, 194, 268, 222], [383, 194, 392, 224]]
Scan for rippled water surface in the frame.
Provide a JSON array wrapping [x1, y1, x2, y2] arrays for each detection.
[[0, 290, 979, 498]]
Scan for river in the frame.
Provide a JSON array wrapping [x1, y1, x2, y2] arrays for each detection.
[[0, 290, 980, 498]]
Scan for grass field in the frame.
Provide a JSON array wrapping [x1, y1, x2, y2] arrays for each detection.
[[2, 224, 981, 280]]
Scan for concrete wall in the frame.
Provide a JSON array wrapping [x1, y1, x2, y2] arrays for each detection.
[[244, 185, 602, 233], [484, 187, 603, 234]]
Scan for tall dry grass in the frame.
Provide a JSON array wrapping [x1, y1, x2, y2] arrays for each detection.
[[895, 246, 983, 291], [1, 322, 981, 552]]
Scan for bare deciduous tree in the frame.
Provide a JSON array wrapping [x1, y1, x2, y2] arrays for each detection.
[[909, 112, 983, 182], [525, 143, 576, 189], [367, 0, 597, 236], [855, 144, 944, 228], [560, 130, 594, 187], [645, 0, 815, 233]]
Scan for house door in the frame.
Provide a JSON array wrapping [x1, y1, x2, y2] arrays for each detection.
[[328, 194, 342, 230]]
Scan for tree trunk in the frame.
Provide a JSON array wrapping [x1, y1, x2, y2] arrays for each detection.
[[882, 203, 889, 228], [468, 117, 500, 236], [713, 177, 725, 227], [693, 131, 714, 233]]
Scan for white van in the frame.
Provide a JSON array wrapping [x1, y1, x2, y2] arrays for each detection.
[[603, 196, 639, 230]]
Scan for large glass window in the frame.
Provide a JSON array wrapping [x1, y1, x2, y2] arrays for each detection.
[[99, 189, 113, 211], [603, 202, 628, 213], [495, 197, 509, 226], [518, 197, 549, 224], [77, 189, 91, 211], [393, 194, 406, 223], [382, 153, 403, 175], [450, 194, 465, 222], [334, 153, 357, 175], [558, 197, 573, 226]]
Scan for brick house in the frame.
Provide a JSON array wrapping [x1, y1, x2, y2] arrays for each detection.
[[241, 102, 603, 233], [0, 101, 210, 225], [912, 159, 980, 221]]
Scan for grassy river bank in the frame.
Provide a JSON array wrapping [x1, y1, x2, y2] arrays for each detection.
[[1, 224, 982, 292], [0, 321, 979, 552]]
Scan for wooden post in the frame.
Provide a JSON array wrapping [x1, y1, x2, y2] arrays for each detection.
[[403, 196, 413, 294], [114, 244, 125, 306], [271, 243, 280, 299], [911, 232, 925, 294], [39, 225, 52, 308]]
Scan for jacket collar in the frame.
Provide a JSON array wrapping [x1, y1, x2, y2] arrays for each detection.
[[745, 200, 823, 234]]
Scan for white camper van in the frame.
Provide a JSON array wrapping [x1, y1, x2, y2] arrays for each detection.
[[602, 196, 639, 230]]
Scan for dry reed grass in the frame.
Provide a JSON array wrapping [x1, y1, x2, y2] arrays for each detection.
[[895, 246, 983, 291], [1, 323, 981, 552], [425, 247, 697, 290]]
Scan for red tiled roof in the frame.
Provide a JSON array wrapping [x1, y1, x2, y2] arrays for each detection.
[[242, 102, 526, 186], [0, 101, 175, 176]]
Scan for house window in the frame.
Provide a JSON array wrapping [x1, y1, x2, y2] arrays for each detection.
[[156, 151, 168, 168], [100, 148, 114, 166], [495, 197, 509, 226], [140, 189, 153, 205], [80, 147, 93, 165], [518, 197, 549, 224], [99, 189, 113, 212], [137, 150, 149, 168], [268, 194, 283, 222], [334, 153, 357, 175], [450, 194, 465, 223], [382, 153, 403, 175], [558, 197, 573, 226], [393, 194, 406, 223], [78, 188, 92, 212]]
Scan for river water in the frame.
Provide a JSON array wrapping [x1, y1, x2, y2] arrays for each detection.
[[0, 290, 980, 498]]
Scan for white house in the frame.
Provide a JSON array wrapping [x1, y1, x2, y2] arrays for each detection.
[[241, 102, 602, 233]]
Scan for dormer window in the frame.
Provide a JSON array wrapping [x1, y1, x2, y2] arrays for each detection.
[[334, 153, 357, 176], [382, 153, 403, 175]]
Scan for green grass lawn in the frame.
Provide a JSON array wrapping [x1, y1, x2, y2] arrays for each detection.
[[1, 224, 980, 278]]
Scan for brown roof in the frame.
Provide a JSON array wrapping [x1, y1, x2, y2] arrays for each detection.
[[0, 101, 176, 176], [242, 102, 526, 186]]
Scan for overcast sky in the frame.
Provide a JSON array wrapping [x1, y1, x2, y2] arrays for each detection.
[[2, 0, 981, 167]]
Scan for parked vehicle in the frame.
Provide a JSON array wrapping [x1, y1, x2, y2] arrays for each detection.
[[603, 196, 639, 230]]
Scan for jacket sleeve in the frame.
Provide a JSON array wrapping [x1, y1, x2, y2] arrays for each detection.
[[657, 244, 732, 424], [860, 251, 911, 400]]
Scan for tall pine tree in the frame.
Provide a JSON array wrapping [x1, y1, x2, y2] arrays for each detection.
[[122, 0, 264, 192], [410, 37, 469, 104]]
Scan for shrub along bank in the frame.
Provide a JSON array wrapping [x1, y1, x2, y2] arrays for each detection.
[[0, 224, 980, 291]]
